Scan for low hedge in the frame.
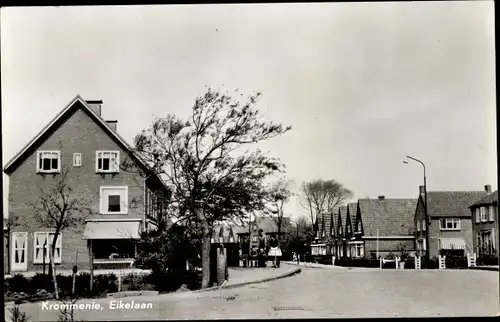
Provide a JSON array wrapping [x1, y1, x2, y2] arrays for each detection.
[[478, 256, 499, 266], [334, 259, 380, 268]]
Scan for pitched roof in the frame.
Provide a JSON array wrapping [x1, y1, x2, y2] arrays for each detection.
[[426, 191, 487, 217], [337, 206, 347, 235], [234, 216, 290, 235], [470, 190, 498, 207], [358, 198, 417, 236], [3, 95, 168, 189]]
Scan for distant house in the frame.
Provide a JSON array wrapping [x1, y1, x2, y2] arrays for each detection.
[[347, 202, 364, 258], [235, 216, 291, 241], [358, 196, 417, 259], [311, 211, 336, 257], [333, 206, 348, 258], [3, 96, 170, 273], [415, 186, 487, 259], [469, 186, 498, 259]]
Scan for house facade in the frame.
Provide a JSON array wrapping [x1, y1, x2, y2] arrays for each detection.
[[415, 186, 487, 259], [358, 196, 417, 259], [347, 202, 364, 258], [469, 186, 498, 259], [4, 96, 169, 273], [334, 206, 347, 258], [311, 211, 335, 257]]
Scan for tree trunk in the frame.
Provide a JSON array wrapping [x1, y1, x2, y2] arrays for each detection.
[[49, 246, 59, 300], [200, 218, 211, 289]]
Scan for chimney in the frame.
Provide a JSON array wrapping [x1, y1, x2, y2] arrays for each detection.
[[106, 120, 117, 132], [86, 100, 102, 117], [485, 185, 492, 194], [378, 195, 385, 200]]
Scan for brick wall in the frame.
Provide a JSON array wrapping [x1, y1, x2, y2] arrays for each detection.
[[7, 106, 146, 271], [428, 217, 474, 258]]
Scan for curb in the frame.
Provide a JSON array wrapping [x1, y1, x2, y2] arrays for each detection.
[[107, 290, 159, 298], [194, 267, 302, 293]]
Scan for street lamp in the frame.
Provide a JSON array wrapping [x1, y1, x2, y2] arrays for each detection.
[[403, 155, 430, 263]]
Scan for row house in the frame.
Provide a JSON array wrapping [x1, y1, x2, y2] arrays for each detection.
[[469, 187, 498, 258], [311, 211, 335, 257], [414, 185, 487, 259], [333, 206, 347, 258], [4, 96, 170, 273], [357, 196, 417, 259]]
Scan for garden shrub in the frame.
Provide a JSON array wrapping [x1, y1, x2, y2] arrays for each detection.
[[9, 274, 29, 293], [478, 255, 498, 266], [445, 255, 467, 269], [93, 274, 118, 296], [122, 273, 143, 291], [27, 273, 53, 294]]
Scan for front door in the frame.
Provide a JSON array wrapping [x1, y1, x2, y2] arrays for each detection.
[[11, 232, 28, 271]]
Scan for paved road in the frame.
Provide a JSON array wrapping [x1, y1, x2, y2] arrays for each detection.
[[8, 265, 499, 320]]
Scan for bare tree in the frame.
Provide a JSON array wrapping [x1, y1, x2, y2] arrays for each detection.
[[299, 179, 352, 237], [28, 166, 95, 299], [264, 179, 294, 240], [125, 87, 291, 288]]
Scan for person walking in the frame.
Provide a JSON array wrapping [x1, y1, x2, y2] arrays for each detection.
[[257, 229, 267, 267], [268, 234, 282, 268]]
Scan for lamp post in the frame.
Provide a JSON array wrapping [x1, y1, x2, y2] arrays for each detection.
[[403, 156, 430, 263]]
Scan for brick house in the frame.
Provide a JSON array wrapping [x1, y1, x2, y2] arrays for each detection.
[[311, 211, 335, 257], [3, 96, 170, 273], [347, 202, 364, 258], [414, 186, 487, 259], [333, 206, 347, 258], [358, 196, 417, 259], [469, 186, 498, 259]]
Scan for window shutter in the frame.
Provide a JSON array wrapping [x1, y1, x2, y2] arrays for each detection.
[[489, 206, 495, 222], [422, 220, 426, 231], [476, 208, 480, 223]]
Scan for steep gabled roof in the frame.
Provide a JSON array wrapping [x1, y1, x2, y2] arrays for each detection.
[[358, 198, 417, 236], [3, 95, 168, 190], [470, 190, 498, 207], [426, 191, 487, 217], [337, 206, 347, 237]]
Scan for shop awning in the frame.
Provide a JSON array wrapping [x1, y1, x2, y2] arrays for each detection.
[[83, 220, 141, 240], [439, 238, 466, 250]]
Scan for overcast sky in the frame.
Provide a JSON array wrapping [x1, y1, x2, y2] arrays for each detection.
[[1, 2, 496, 221]]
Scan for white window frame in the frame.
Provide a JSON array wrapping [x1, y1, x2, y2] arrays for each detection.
[[100, 186, 128, 214], [481, 207, 488, 222], [354, 244, 364, 258], [73, 153, 82, 167], [489, 206, 495, 222], [36, 151, 61, 173], [95, 151, 120, 173], [416, 221, 421, 232], [440, 218, 461, 231], [33, 232, 62, 264]]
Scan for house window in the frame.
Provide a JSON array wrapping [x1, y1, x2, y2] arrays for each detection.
[[475, 208, 480, 223], [96, 151, 120, 173], [34, 232, 62, 264], [481, 207, 488, 222], [37, 151, 61, 173], [100, 186, 128, 214], [489, 206, 495, 222], [417, 221, 421, 232], [73, 153, 82, 167], [422, 220, 426, 231], [354, 244, 364, 258], [440, 218, 460, 231]]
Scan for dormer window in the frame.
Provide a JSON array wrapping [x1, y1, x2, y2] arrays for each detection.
[[37, 151, 61, 173], [96, 151, 120, 173]]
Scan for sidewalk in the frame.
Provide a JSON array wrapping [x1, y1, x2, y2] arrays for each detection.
[[284, 261, 348, 269], [196, 262, 301, 292]]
